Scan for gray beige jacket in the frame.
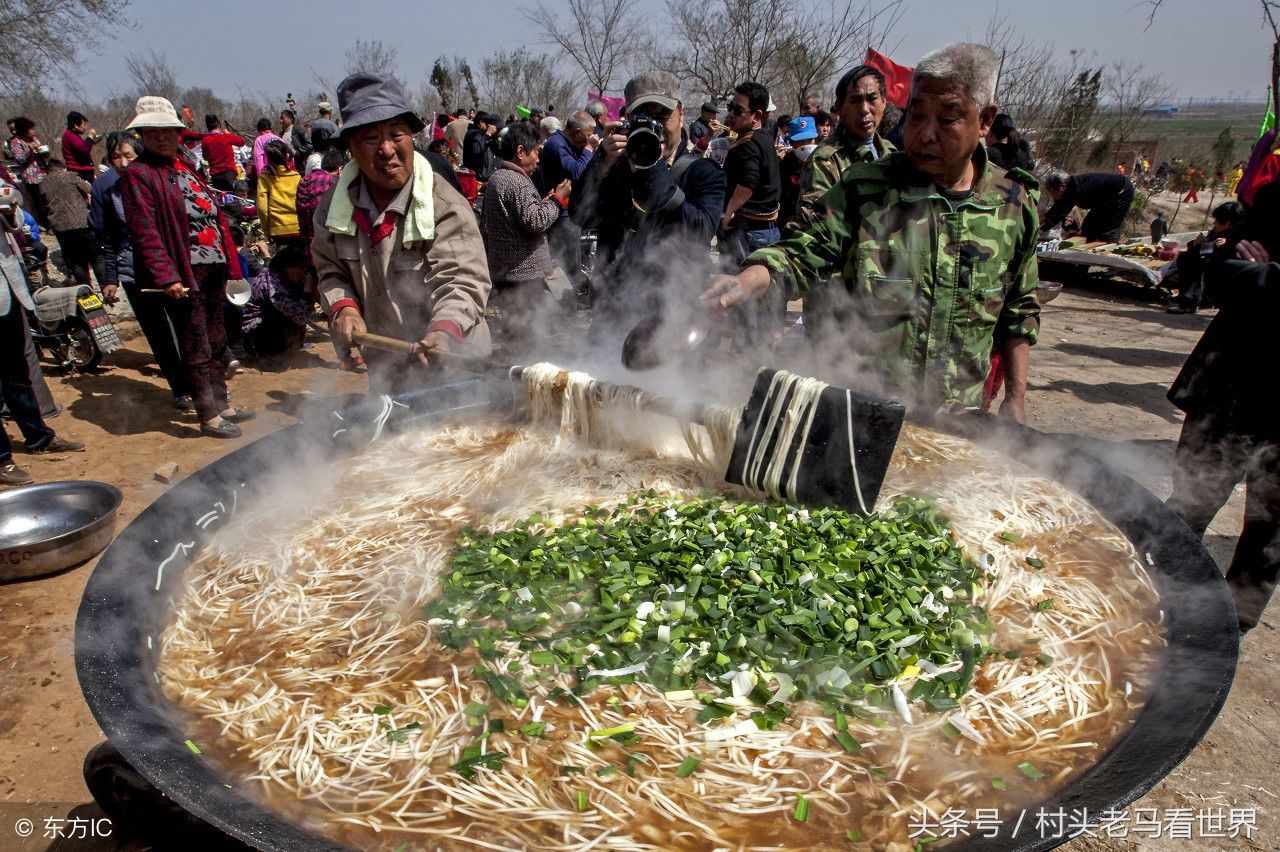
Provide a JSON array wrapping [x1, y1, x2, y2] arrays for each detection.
[[1, 211, 34, 317], [313, 154, 492, 360]]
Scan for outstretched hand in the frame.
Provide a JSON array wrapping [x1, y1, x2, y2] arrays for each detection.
[[1237, 240, 1271, 264], [700, 265, 773, 312]]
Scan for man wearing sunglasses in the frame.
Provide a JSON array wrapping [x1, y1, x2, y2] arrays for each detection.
[[703, 43, 1041, 423], [720, 81, 782, 261]]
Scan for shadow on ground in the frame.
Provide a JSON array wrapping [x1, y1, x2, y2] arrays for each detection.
[[60, 370, 198, 439], [1054, 342, 1190, 370], [1036, 379, 1184, 424]]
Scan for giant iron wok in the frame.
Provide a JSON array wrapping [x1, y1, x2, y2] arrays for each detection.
[[75, 378, 1240, 851]]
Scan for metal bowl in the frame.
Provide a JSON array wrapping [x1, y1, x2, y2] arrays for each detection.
[[1037, 281, 1064, 304], [1, 481, 123, 581]]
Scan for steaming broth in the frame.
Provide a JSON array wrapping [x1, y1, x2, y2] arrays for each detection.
[[157, 417, 1162, 850]]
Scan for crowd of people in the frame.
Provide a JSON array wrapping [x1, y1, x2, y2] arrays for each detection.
[[0, 41, 1276, 633]]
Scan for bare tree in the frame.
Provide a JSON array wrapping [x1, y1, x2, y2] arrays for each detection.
[[480, 49, 578, 117], [662, 0, 901, 112], [0, 0, 129, 96], [1098, 60, 1171, 160], [1036, 55, 1104, 173], [125, 50, 181, 104], [982, 13, 1059, 132], [521, 0, 644, 95], [344, 39, 403, 86]]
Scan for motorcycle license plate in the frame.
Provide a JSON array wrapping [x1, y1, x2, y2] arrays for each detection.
[[77, 294, 104, 311]]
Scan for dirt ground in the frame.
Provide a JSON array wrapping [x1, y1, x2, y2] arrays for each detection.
[[0, 278, 1274, 851]]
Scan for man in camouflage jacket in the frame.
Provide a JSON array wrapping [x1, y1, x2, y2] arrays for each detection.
[[795, 65, 896, 231], [704, 43, 1040, 422]]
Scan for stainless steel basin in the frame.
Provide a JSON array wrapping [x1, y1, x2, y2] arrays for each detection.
[[1, 481, 123, 581]]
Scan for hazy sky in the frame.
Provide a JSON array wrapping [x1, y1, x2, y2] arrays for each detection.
[[73, 0, 1271, 106]]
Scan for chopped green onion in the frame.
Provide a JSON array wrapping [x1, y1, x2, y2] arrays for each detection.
[[576, 790, 588, 811], [596, 765, 617, 778], [794, 794, 810, 822], [372, 705, 393, 715], [1017, 761, 1044, 780], [463, 701, 488, 719], [428, 496, 990, 724], [450, 750, 507, 779], [674, 756, 700, 777], [519, 722, 547, 737], [991, 777, 1007, 790], [999, 532, 1019, 543], [561, 765, 583, 775], [625, 753, 646, 777], [1036, 598, 1055, 612], [1025, 556, 1045, 569], [588, 723, 635, 740], [845, 829, 862, 842], [833, 731, 861, 752], [696, 702, 734, 724], [184, 739, 202, 755], [1036, 653, 1054, 666]]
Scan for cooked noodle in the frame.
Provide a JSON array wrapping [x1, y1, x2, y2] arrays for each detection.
[[157, 370, 1163, 850]]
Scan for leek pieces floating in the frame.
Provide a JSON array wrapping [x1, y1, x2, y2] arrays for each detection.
[[1017, 760, 1045, 781], [427, 495, 991, 716]]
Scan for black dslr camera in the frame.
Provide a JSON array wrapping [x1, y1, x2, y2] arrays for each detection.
[[620, 113, 665, 169]]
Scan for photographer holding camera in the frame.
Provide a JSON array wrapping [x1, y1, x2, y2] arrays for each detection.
[[571, 71, 725, 343]]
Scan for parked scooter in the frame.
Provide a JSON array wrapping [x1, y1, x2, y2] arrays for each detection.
[[26, 284, 123, 372]]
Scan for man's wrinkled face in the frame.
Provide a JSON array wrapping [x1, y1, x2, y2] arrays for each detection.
[[904, 80, 993, 182], [515, 142, 542, 176], [349, 118, 415, 195], [838, 76, 885, 141]]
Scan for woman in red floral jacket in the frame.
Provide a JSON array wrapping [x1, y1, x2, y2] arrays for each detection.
[[120, 96, 255, 439]]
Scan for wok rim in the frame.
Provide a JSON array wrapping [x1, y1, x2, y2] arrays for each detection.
[[74, 381, 1239, 852]]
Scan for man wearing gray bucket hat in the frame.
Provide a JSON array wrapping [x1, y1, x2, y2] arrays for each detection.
[[312, 72, 491, 392]]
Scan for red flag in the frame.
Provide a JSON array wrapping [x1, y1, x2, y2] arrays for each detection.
[[864, 48, 913, 109]]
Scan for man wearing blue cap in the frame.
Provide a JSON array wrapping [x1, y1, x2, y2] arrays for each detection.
[[780, 116, 820, 226], [312, 72, 492, 393]]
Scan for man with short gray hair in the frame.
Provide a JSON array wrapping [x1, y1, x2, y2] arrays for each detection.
[[537, 110, 596, 285], [704, 42, 1041, 422]]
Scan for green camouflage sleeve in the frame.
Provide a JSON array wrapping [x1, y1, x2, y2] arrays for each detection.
[[745, 185, 855, 295], [789, 153, 841, 233], [995, 196, 1041, 345]]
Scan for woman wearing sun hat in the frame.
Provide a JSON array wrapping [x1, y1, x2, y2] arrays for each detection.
[[119, 95, 254, 439]]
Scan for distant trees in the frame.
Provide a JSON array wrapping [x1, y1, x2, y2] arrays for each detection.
[[344, 39, 404, 86], [521, 0, 645, 96], [481, 50, 577, 119], [430, 57, 479, 113], [661, 0, 902, 111], [0, 0, 129, 96]]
